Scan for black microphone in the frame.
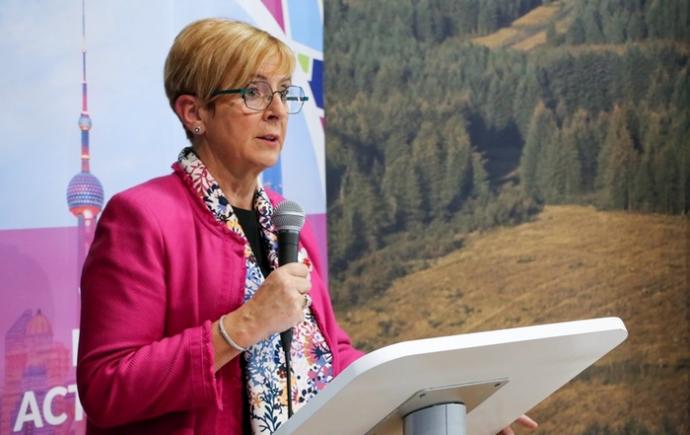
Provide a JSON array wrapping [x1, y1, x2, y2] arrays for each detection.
[[272, 199, 305, 417], [274, 199, 305, 266]]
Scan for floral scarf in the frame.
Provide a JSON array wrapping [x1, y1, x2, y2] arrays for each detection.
[[177, 147, 334, 433]]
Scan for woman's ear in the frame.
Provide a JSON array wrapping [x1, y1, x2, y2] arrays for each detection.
[[174, 95, 206, 134]]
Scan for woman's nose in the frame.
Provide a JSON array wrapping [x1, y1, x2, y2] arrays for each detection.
[[265, 92, 288, 117]]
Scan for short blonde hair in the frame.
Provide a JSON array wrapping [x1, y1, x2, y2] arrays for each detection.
[[164, 18, 295, 134]]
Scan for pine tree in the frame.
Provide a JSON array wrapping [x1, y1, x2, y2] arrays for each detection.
[[645, 0, 665, 39], [566, 16, 587, 45], [671, 66, 689, 110], [645, 67, 675, 108], [627, 12, 647, 41], [471, 151, 491, 203], [382, 157, 407, 230], [382, 156, 427, 229], [633, 152, 656, 212], [583, 3, 605, 43], [512, 71, 541, 138], [520, 101, 559, 199], [406, 162, 429, 225], [596, 106, 640, 210], [558, 124, 585, 199], [440, 120, 473, 216], [546, 22, 559, 46], [478, 0, 501, 35], [456, 0, 479, 35], [567, 109, 601, 193], [653, 108, 690, 214], [410, 120, 445, 220]]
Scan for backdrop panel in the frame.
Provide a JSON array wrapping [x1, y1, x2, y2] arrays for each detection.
[[0, 1, 324, 432]]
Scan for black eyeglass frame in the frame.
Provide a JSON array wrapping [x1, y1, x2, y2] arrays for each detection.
[[210, 84, 309, 114]]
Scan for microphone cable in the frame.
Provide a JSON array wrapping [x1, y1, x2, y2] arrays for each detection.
[[280, 332, 294, 418]]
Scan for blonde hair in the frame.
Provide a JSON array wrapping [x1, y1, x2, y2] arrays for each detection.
[[164, 19, 295, 136]]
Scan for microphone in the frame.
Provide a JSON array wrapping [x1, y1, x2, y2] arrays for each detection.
[[272, 199, 305, 418], [273, 199, 305, 266]]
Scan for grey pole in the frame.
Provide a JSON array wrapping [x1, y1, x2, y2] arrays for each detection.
[[403, 403, 467, 435]]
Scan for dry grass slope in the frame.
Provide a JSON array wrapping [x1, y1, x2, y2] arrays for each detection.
[[472, 27, 522, 49], [511, 31, 546, 51], [512, 3, 560, 27], [471, 1, 572, 52], [336, 205, 689, 434]]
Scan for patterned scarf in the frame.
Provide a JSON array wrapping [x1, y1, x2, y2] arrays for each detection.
[[177, 147, 334, 434]]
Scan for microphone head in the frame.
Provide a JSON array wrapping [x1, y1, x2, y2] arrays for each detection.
[[273, 200, 305, 233]]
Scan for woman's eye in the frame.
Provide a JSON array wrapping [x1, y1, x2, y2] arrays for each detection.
[[244, 87, 261, 98], [279, 89, 290, 100]]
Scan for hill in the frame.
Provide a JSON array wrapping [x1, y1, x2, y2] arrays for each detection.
[[326, 0, 689, 309], [335, 205, 689, 433]]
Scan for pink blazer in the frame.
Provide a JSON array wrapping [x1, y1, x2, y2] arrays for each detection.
[[77, 167, 363, 434]]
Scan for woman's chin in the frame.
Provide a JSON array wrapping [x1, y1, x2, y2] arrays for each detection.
[[255, 154, 281, 172]]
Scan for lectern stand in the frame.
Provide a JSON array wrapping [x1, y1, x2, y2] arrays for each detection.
[[274, 317, 628, 435], [404, 403, 466, 435]]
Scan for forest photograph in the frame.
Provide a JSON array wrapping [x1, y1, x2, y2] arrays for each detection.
[[324, 0, 689, 433]]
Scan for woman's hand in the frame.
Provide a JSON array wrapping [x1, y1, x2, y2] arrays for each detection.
[[211, 263, 311, 371], [244, 262, 311, 338], [497, 414, 538, 435]]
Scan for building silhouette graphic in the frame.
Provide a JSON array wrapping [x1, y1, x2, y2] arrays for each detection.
[[1, 310, 77, 434]]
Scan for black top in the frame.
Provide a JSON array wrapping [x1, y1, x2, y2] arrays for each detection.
[[233, 206, 272, 278]]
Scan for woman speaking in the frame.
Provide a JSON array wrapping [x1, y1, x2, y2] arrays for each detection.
[[77, 18, 362, 434], [76, 17, 536, 435]]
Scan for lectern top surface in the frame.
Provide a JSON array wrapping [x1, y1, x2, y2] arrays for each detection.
[[274, 317, 627, 435]]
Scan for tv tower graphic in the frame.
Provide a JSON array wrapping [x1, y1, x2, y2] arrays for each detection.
[[66, 0, 104, 278]]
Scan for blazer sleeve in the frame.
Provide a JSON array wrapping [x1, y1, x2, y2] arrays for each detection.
[[76, 192, 221, 428]]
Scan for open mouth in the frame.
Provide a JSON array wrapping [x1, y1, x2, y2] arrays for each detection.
[[257, 134, 279, 143]]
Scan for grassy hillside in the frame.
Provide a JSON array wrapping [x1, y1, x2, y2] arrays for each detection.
[[335, 206, 689, 433], [471, 0, 690, 54], [472, 1, 571, 50], [326, 0, 689, 309]]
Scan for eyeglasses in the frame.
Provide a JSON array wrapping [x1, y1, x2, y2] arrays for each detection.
[[211, 82, 309, 114]]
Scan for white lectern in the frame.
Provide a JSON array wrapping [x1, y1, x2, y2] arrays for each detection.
[[274, 317, 627, 435]]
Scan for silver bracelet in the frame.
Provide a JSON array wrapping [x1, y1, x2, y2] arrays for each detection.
[[218, 314, 247, 352]]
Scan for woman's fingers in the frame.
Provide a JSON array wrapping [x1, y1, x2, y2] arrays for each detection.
[[246, 263, 312, 335], [516, 414, 538, 429], [281, 262, 309, 277], [271, 264, 310, 293], [496, 414, 538, 435]]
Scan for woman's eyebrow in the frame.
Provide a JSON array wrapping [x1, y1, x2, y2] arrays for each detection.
[[252, 74, 292, 84]]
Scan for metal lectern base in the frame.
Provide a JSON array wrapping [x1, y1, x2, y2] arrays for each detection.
[[366, 379, 508, 435], [403, 403, 467, 435]]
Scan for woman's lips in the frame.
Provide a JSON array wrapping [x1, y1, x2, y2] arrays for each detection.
[[257, 134, 280, 144]]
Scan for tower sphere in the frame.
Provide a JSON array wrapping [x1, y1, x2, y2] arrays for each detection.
[[67, 172, 104, 217], [78, 113, 92, 131]]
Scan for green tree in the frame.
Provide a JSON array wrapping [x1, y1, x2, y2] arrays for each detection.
[[582, 3, 605, 43], [632, 152, 656, 212], [555, 123, 585, 199], [478, 0, 501, 35], [627, 12, 647, 41], [596, 106, 640, 210], [546, 21, 559, 46], [410, 120, 446, 220], [566, 16, 587, 45], [439, 120, 474, 216], [520, 101, 559, 199], [471, 152, 491, 203]]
